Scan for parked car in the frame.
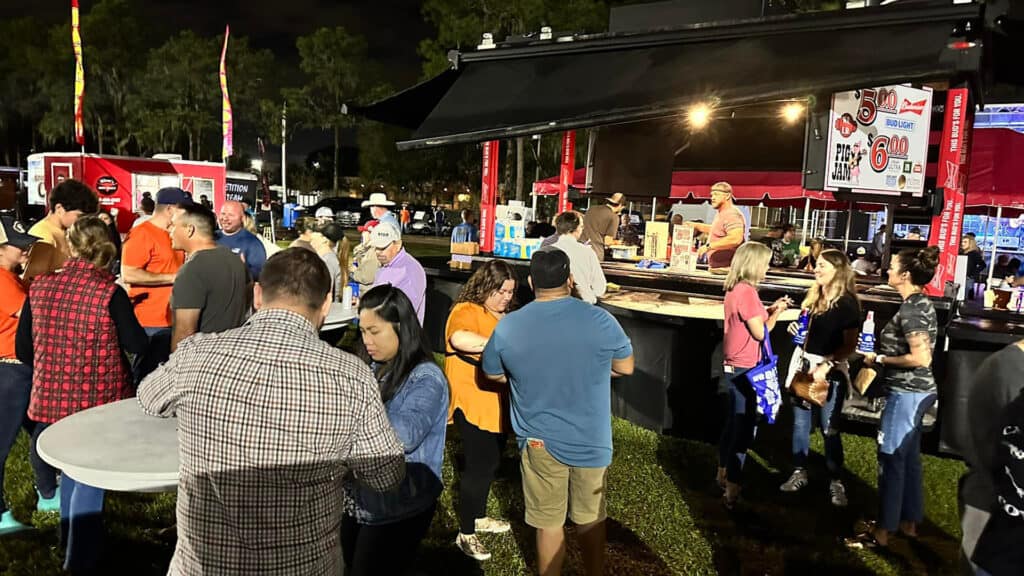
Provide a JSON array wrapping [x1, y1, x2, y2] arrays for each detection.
[[305, 197, 366, 228]]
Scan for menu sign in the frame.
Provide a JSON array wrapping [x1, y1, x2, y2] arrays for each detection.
[[825, 85, 933, 196]]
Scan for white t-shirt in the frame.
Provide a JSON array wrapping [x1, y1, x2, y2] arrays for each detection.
[[552, 234, 607, 304]]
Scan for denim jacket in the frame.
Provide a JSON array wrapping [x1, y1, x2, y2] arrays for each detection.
[[347, 361, 449, 525]]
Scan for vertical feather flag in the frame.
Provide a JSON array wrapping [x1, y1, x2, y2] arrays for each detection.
[[71, 0, 85, 146], [220, 25, 233, 161]]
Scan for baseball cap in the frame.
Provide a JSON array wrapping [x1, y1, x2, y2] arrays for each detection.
[[369, 222, 402, 249], [315, 206, 334, 218], [358, 219, 380, 233], [856, 246, 867, 256], [0, 215, 37, 249], [156, 187, 194, 206], [531, 248, 571, 289]]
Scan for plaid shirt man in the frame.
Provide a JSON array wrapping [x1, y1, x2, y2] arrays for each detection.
[[138, 308, 405, 576]]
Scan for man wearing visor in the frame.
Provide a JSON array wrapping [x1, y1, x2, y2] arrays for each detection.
[[688, 182, 747, 272]]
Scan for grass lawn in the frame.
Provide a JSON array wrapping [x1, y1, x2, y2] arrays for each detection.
[[4, 237, 966, 574], [0, 408, 965, 575]]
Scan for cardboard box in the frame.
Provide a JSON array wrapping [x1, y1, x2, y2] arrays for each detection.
[[643, 221, 670, 261]]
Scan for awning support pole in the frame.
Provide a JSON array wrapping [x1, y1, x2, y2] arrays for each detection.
[[531, 135, 541, 214], [844, 201, 854, 253], [584, 129, 596, 193], [801, 197, 811, 246], [651, 197, 656, 221], [989, 206, 1002, 282]]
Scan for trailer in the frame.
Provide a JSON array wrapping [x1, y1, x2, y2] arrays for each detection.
[[26, 152, 226, 233]]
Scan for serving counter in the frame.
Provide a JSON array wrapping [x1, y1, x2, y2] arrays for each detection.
[[420, 254, 1007, 455]]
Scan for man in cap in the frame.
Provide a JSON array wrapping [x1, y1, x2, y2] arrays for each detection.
[[0, 215, 45, 532], [361, 192, 400, 231], [688, 181, 747, 272], [481, 248, 634, 576], [315, 206, 335, 226], [370, 221, 426, 324], [217, 200, 267, 281], [581, 192, 625, 261], [351, 219, 381, 290], [122, 186, 190, 382]]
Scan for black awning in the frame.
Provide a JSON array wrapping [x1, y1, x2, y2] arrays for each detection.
[[345, 69, 459, 131], [354, 2, 984, 151]]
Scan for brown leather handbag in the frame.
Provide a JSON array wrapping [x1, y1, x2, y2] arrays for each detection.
[[791, 369, 829, 407], [789, 315, 829, 407]]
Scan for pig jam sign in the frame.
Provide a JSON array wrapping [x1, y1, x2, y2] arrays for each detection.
[[825, 85, 933, 196]]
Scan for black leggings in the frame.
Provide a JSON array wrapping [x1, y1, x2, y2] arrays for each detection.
[[454, 409, 506, 534], [341, 502, 436, 576]]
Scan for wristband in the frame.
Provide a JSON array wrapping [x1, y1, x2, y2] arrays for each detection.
[[876, 355, 886, 366]]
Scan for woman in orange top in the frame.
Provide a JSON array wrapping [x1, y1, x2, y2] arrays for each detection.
[[444, 260, 517, 561]]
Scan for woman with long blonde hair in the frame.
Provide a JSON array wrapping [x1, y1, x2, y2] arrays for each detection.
[[718, 242, 790, 508], [780, 249, 861, 507]]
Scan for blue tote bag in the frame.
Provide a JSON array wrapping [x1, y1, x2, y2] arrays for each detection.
[[745, 326, 782, 424]]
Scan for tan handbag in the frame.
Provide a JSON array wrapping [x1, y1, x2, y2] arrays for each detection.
[[789, 315, 830, 407]]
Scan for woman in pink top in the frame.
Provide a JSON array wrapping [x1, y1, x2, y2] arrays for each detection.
[[718, 242, 790, 508]]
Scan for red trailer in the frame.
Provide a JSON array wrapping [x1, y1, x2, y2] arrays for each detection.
[[27, 152, 226, 233]]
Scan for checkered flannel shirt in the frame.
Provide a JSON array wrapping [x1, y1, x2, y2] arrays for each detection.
[[138, 308, 405, 576]]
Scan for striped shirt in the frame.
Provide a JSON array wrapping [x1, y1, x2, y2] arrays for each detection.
[[138, 308, 405, 576]]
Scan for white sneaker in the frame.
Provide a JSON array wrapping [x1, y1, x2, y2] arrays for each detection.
[[456, 532, 492, 561], [780, 468, 809, 493], [474, 516, 511, 534], [830, 479, 848, 507]]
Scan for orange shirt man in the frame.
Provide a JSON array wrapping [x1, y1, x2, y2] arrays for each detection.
[[121, 188, 190, 330], [0, 216, 36, 359]]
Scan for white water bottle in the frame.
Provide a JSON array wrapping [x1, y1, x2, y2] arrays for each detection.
[[857, 311, 876, 354], [342, 285, 353, 310]]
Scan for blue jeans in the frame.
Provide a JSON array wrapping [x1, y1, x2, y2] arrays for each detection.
[[718, 367, 757, 484], [132, 327, 171, 386], [59, 474, 105, 572], [791, 376, 845, 478], [29, 422, 60, 499], [877, 389, 936, 533], [0, 362, 39, 512]]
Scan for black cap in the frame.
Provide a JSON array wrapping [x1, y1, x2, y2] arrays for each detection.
[[156, 187, 194, 206], [531, 248, 571, 289], [0, 215, 37, 249]]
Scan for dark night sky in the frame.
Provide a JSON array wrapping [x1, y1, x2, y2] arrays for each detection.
[[2, 0, 434, 88]]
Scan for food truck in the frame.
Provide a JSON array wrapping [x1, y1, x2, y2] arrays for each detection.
[[354, 1, 1023, 457], [27, 152, 227, 233]]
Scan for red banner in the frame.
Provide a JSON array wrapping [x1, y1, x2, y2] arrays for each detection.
[[558, 131, 576, 213], [479, 140, 499, 253], [928, 88, 973, 294]]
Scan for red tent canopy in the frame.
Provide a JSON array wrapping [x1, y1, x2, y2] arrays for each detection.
[[964, 128, 1024, 208], [533, 129, 1024, 208], [532, 169, 832, 201]]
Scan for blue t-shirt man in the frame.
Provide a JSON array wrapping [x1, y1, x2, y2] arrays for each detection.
[[216, 229, 266, 281], [482, 269, 632, 468]]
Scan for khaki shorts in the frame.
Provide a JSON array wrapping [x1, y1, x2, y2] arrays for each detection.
[[520, 440, 608, 529]]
